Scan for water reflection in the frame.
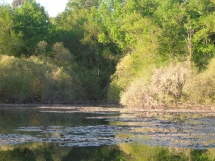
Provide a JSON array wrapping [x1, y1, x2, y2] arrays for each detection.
[[1, 143, 215, 161], [119, 143, 215, 161], [0, 143, 127, 161], [1, 107, 215, 160]]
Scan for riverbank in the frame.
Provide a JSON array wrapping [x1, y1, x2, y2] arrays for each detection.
[[1, 104, 215, 113]]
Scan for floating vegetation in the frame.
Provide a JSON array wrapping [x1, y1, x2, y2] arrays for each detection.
[[0, 134, 38, 145], [1, 109, 215, 149], [12, 125, 132, 147]]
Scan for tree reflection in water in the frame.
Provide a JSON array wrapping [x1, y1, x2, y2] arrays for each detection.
[[1, 108, 215, 160], [0, 143, 215, 161]]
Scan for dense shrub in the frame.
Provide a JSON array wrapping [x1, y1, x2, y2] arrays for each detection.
[[108, 52, 165, 102], [0, 55, 85, 103], [41, 67, 85, 103], [120, 79, 154, 108], [184, 58, 215, 104], [0, 56, 32, 103], [121, 61, 191, 108], [52, 42, 73, 67], [150, 62, 191, 106]]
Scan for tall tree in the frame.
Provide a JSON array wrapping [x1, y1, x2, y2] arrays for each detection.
[[13, 0, 52, 57], [0, 4, 22, 55], [52, 0, 121, 100], [66, 0, 98, 10], [185, 0, 215, 70]]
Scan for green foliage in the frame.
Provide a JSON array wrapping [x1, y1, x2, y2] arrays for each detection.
[[51, 42, 73, 66], [2, 0, 215, 104], [154, 0, 186, 57], [13, 0, 53, 57], [106, 0, 215, 106], [184, 58, 215, 104], [108, 51, 166, 103], [0, 55, 85, 103], [41, 67, 83, 103], [35, 41, 48, 55], [53, 1, 121, 101], [0, 4, 22, 55], [0, 55, 32, 103]]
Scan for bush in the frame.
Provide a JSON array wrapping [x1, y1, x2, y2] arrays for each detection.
[[108, 52, 165, 103], [41, 67, 85, 103], [0, 56, 32, 102], [120, 61, 191, 108], [52, 42, 73, 67], [150, 61, 191, 106], [0, 55, 85, 103], [120, 79, 154, 108], [184, 58, 215, 104]]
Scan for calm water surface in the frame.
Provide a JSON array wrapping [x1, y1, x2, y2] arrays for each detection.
[[1, 106, 215, 161]]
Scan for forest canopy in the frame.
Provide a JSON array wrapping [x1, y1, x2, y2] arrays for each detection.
[[0, 0, 215, 108]]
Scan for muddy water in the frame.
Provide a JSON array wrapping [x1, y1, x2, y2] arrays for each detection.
[[1, 106, 215, 160]]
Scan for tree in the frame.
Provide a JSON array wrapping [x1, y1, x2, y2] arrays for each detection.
[[109, 0, 215, 105], [154, 0, 215, 70], [13, 0, 52, 57], [66, 0, 99, 10], [53, 0, 121, 101], [0, 4, 22, 56]]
